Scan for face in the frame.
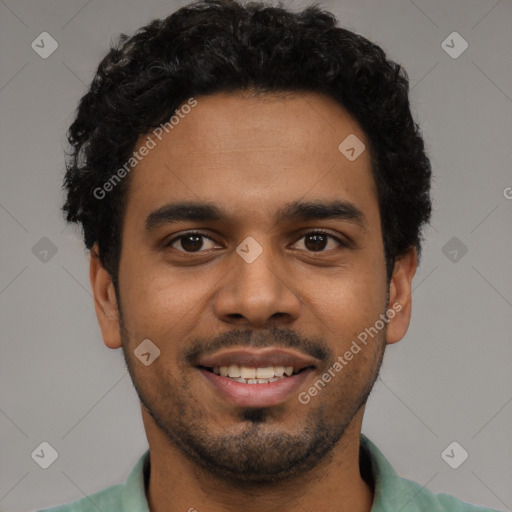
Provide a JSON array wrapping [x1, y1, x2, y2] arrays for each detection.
[[92, 91, 416, 483]]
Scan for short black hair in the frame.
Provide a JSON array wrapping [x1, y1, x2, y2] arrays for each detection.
[[63, 0, 432, 284]]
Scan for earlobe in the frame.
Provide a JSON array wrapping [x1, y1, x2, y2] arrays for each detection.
[[385, 248, 418, 345], [89, 245, 122, 349]]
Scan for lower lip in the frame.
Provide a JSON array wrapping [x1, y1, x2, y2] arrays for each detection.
[[199, 368, 315, 408]]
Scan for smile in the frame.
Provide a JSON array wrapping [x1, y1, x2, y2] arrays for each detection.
[[203, 364, 304, 384], [198, 365, 315, 408]]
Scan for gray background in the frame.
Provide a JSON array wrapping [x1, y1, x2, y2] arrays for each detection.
[[1, 0, 511, 510]]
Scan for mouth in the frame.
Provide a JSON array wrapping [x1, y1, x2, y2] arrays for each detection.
[[195, 348, 318, 407], [199, 364, 313, 384]]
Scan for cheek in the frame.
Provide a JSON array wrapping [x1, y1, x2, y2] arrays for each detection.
[[308, 264, 387, 335], [119, 264, 218, 343]]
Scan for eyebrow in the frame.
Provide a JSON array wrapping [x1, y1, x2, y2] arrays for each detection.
[[144, 199, 367, 232]]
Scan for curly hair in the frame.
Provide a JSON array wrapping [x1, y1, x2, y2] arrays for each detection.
[[63, 0, 432, 284]]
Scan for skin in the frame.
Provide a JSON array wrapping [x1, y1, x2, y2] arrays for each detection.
[[90, 91, 417, 512]]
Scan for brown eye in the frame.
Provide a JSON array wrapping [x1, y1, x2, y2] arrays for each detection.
[[304, 233, 328, 251], [177, 234, 204, 252], [166, 232, 218, 253], [293, 231, 345, 252]]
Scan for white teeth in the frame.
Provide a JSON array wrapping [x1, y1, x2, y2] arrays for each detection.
[[228, 365, 241, 378], [274, 366, 285, 377], [212, 364, 302, 382], [255, 367, 274, 379], [240, 367, 256, 379]]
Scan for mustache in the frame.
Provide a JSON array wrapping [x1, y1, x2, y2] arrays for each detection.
[[183, 325, 331, 365]]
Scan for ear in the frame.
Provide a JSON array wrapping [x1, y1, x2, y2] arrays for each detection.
[[385, 247, 418, 345], [89, 245, 122, 349]]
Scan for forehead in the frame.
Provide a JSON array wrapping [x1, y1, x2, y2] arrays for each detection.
[[124, 91, 378, 228]]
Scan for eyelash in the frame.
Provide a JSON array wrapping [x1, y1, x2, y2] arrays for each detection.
[[165, 229, 348, 254]]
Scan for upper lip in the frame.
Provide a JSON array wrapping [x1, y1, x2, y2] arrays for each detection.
[[196, 347, 319, 371]]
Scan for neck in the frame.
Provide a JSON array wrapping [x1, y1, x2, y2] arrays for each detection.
[[142, 405, 374, 512]]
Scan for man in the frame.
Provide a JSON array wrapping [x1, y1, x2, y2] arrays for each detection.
[[39, 0, 501, 511]]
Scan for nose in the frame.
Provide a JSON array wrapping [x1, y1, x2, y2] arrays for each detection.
[[212, 242, 302, 328]]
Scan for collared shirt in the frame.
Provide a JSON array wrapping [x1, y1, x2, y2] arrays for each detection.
[[38, 434, 501, 512]]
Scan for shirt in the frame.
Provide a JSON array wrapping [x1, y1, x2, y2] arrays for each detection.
[[37, 434, 502, 512]]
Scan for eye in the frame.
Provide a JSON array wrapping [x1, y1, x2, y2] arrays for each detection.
[[165, 229, 348, 255], [292, 230, 346, 252], [166, 231, 219, 253]]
